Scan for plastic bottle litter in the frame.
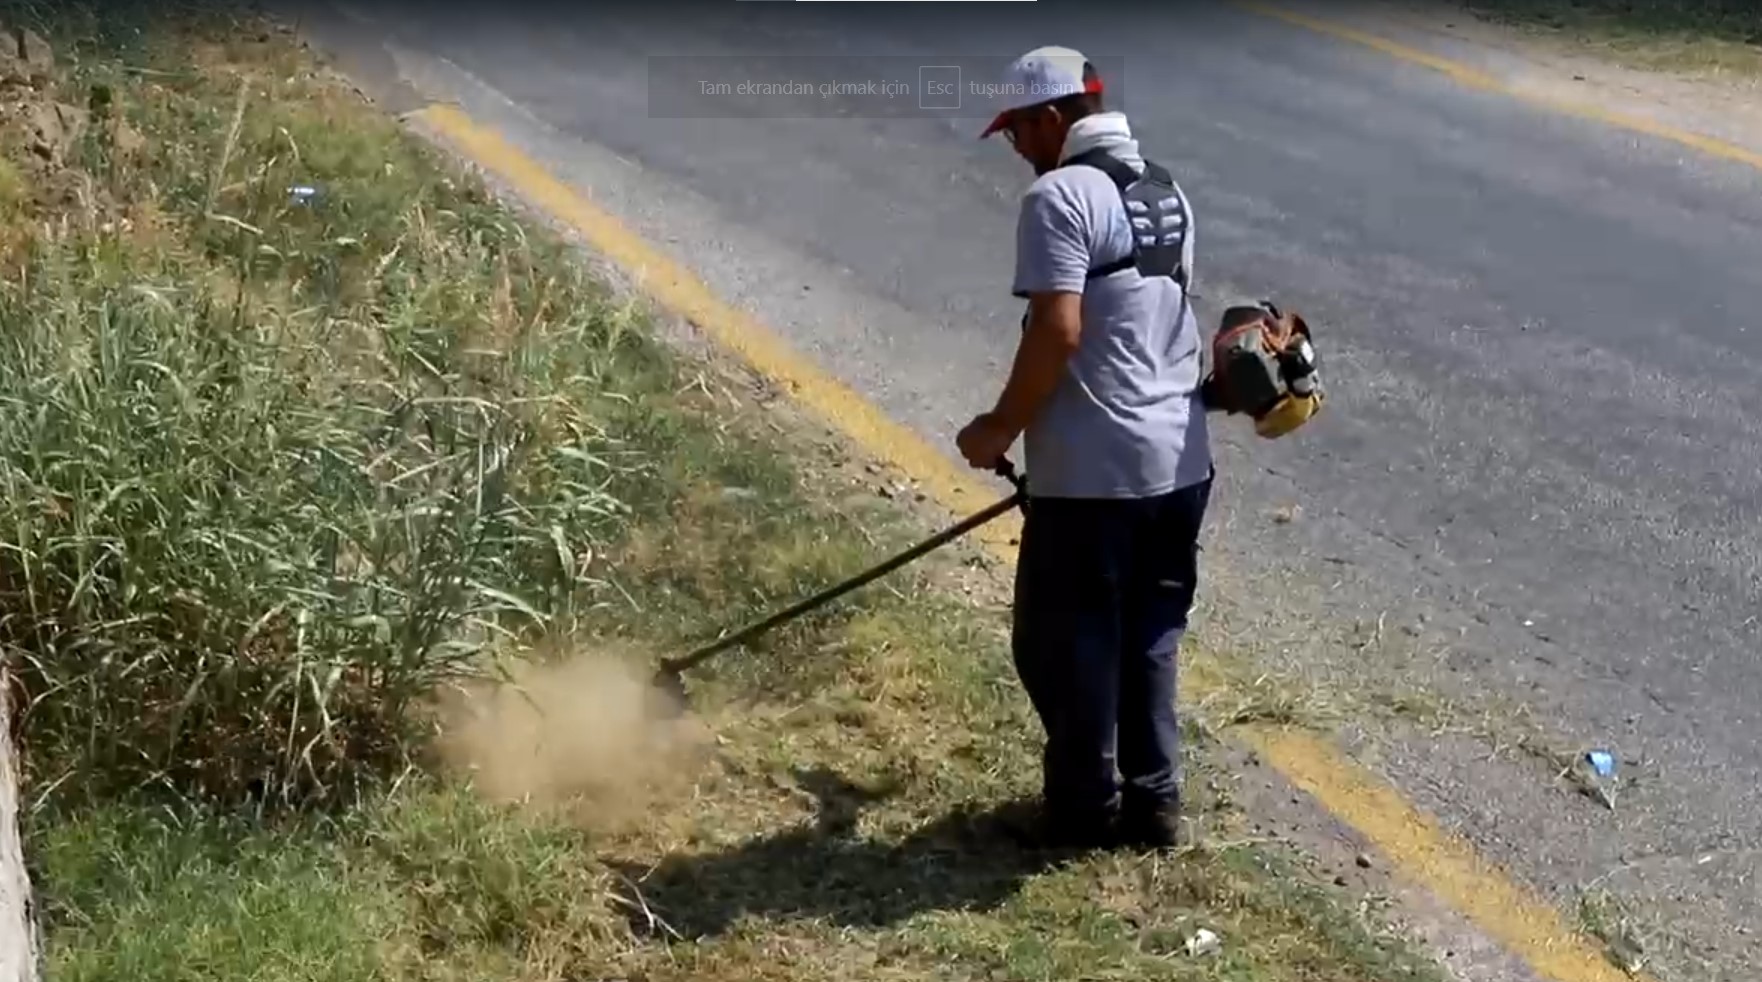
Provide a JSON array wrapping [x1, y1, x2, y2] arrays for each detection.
[[287, 185, 321, 206], [1185, 928, 1221, 957], [1574, 748, 1620, 810]]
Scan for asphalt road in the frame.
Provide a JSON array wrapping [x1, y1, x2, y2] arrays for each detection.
[[281, 1, 1762, 977]]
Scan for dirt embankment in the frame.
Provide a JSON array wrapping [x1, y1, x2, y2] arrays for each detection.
[[1, 21, 146, 248]]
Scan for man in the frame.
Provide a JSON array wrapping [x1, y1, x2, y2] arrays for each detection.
[[957, 45, 1214, 851]]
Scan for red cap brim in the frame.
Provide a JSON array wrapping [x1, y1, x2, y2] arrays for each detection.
[[977, 75, 1103, 139]]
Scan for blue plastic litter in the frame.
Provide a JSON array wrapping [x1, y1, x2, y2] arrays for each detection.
[[1586, 750, 1616, 778], [287, 185, 320, 205]]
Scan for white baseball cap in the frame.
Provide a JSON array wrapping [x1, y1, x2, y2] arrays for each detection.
[[979, 45, 1104, 139]]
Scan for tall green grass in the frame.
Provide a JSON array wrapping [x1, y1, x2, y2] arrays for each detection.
[[0, 3, 671, 809]]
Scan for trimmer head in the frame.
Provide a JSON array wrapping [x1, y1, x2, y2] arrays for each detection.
[[647, 661, 691, 720]]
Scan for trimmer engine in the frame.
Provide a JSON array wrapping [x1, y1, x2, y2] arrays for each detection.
[[1206, 301, 1325, 439]]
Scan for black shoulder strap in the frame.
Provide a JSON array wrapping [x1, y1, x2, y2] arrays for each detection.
[[1058, 149, 1149, 280], [1062, 147, 1139, 191], [1028, 151, 1195, 335]]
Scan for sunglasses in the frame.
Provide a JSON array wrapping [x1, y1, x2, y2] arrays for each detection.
[[999, 105, 1053, 146]]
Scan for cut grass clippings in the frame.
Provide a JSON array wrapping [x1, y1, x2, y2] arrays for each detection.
[[4, 3, 1449, 980]]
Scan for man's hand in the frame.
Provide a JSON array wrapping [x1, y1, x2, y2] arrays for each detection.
[[956, 412, 1018, 470]]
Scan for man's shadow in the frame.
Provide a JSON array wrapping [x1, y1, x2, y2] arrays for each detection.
[[608, 766, 1083, 941]]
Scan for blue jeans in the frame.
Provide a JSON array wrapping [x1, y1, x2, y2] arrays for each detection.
[[1010, 472, 1213, 827]]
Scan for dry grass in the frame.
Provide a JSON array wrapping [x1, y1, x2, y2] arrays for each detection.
[[1573, 887, 1676, 977], [1462, 0, 1762, 75]]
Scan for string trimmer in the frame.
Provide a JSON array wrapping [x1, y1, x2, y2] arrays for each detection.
[[649, 459, 1027, 717]]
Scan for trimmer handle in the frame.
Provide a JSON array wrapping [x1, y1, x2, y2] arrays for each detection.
[[993, 457, 1027, 499]]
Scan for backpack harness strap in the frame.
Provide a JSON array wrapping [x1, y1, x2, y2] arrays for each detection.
[[1058, 148, 1190, 287]]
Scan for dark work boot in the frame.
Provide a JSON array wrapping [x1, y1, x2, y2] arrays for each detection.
[[1043, 809, 1120, 852], [1117, 798, 1183, 851], [999, 801, 1119, 853]]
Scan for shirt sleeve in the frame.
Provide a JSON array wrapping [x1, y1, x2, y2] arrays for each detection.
[[1011, 177, 1091, 298]]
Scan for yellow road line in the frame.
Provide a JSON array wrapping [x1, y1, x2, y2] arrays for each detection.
[[409, 101, 1636, 982], [1249, 725, 1635, 982], [410, 104, 1019, 552], [1237, 1, 1762, 174]]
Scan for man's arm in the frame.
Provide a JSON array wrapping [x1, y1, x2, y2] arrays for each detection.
[[991, 179, 1092, 436], [989, 290, 1083, 436]]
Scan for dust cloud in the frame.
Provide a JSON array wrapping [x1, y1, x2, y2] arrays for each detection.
[[433, 646, 713, 827]]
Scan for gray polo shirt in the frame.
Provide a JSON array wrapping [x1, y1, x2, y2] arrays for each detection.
[[1011, 160, 1213, 500]]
